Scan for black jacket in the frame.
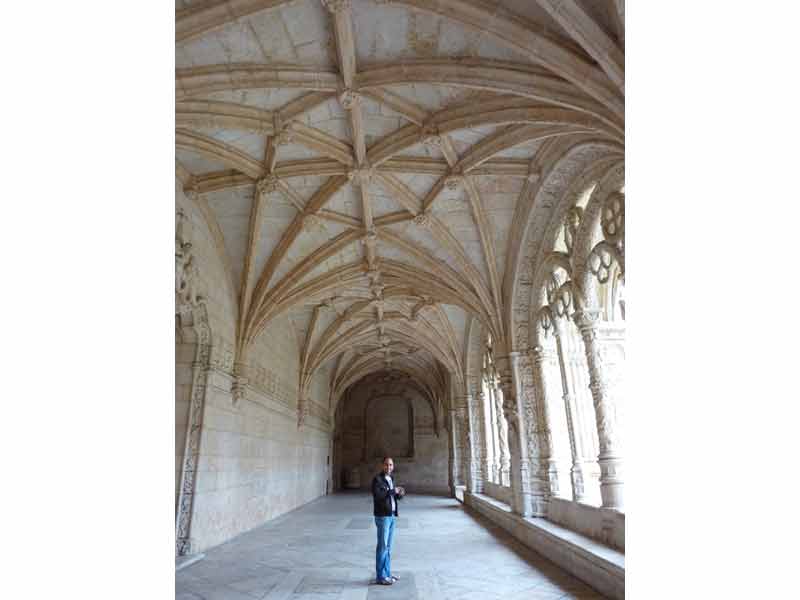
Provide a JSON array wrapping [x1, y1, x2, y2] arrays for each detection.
[[372, 473, 402, 517]]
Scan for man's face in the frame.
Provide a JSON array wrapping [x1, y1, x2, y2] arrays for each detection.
[[382, 458, 394, 475]]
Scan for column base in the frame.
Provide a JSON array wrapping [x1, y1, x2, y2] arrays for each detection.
[[599, 455, 624, 510]]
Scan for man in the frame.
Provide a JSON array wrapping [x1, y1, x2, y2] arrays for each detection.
[[371, 456, 405, 585]]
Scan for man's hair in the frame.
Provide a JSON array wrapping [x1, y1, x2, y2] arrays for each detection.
[[382, 456, 393, 463]]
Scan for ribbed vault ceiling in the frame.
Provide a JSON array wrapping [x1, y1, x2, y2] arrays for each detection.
[[175, 0, 624, 409]]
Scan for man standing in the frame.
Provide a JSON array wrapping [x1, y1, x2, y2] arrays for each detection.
[[371, 457, 405, 585]]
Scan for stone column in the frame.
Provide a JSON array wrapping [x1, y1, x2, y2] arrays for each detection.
[[464, 394, 485, 493], [515, 351, 552, 517], [447, 408, 457, 495], [491, 380, 511, 485], [483, 384, 498, 484], [450, 401, 469, 489], [476, 391, 491, 491], [530, 345, 570, 500], [454, 396, 472, 491], [553, 320, 593, 503], [573, 309, 625, 510], [495, 353, 534, 517]]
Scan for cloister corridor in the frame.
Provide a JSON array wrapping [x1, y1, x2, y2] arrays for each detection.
[[176, 493, 608, 600]]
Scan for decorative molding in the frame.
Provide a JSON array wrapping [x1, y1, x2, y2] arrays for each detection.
[[175, 209, 206, 316], [175, 209, 212, 557]]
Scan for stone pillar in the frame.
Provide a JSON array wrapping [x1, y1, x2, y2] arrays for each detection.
[[573, 309, 625, 510], [455, 395, 474, 492], [530, 345, 570, 500], [482, 385, 498, 484], [496, 353, 534, 517], [447, 408, 457, 495], [491, 380, 511, 485], [553, 320, 593, 503], [515, 351, 552, 517], [474, 391, 490, 492]]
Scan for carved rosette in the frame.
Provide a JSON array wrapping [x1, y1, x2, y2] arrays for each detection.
[[339, 88, 361, 110], [361, 229, 378, 250], [413, 212, 431, 228], [347, 168, 373, 187], [256, 174, 279, 197], [302, 214, 325, 233], [420, 124, 441, 149], [445, 171, 463, 191], [275, 128, 294, 146]]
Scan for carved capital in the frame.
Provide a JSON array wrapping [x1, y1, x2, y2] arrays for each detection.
[[232, 376, 248, 406], [573, 309, 602, 334], [297, 396, 311, 428]]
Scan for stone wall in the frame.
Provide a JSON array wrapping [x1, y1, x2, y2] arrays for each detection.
[[176, 180, 334, 553], [335, 377, 449, 494], [189, 365, 331, 551], [547, 497, 625, 551], [484, 481, 512, 505]]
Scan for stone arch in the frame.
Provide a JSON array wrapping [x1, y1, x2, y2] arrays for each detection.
[[506, 138, 623, 355], [573, 163, 626, 311]]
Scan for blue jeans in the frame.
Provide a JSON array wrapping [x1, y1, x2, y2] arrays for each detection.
[[374, 516, 396, 581]]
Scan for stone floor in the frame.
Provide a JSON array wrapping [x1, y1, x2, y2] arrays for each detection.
[[176, 492, 608, 600]]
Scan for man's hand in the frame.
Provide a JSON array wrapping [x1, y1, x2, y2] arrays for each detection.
[[395, 486, 405, 497]]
